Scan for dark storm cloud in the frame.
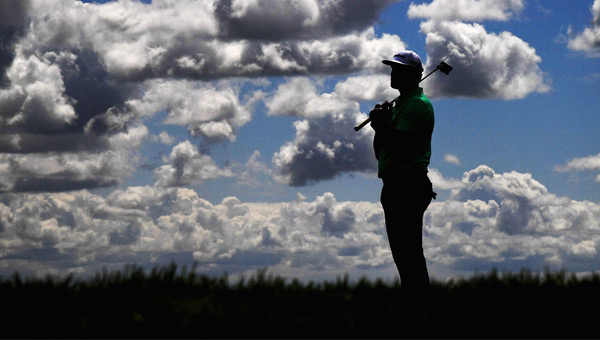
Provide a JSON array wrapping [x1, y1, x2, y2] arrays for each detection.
[[11, 176, 117, 193], [266, 77, 385, 187], [214, 0, 397, 41], [0, 0, 31, 86], [0, 150, 139, 193], [272, 115, 377, 187], [62, 49, 130, 133]]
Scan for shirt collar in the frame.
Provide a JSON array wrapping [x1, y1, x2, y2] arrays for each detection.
[[400, 86, 423, 99]]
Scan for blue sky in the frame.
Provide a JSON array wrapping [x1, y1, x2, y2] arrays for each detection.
[[0, 0, 599, 282]]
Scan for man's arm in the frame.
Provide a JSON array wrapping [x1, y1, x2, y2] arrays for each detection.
[[373, 125, 411, 159]]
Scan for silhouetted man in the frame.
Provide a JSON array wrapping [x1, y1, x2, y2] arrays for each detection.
[[370, 50, 435, 292]]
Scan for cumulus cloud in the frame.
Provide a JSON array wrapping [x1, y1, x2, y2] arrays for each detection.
[[1, 166, 600, 281], [0, 123, 147, 193], [154, 140, 234, 187], [567, 0, 600, 55], [424, 165, 600, 274], [404, 0, 550, 100], [271, 117, 377, 186], [0, 48, 136, 155], [444, 153, 461, 166], [555, 153, 600, 183], [0, 50, 77, 134], [333, 74, 399, 102], [236, 150, 274, 189], [555, 153, 600, 172], [421, 20, 551, 99], [128, 79, 258, 142], [0, 6, 147, 191], [0, 0, 401, 193], [21, 0, 400, 81], [428, 168, 463, 191], [153, 131, 175, 145], [408, 0, 524, 22], [266, 77, 379, 186], [0, 187, 391, 280]]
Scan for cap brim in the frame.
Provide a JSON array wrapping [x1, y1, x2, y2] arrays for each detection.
[[382, 59, 423, 71], [382, 59, 406, 66]]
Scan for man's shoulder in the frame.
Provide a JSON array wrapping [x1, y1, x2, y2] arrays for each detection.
[[402, 94, 433, 112]]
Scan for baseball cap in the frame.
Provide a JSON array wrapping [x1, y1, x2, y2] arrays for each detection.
[[382, 50, 423, 72]]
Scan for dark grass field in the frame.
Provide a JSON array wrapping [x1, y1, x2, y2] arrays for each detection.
[[2, 263, 599, 339]]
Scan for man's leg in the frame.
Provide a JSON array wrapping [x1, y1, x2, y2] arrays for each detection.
[[381, 176, 432, 291]]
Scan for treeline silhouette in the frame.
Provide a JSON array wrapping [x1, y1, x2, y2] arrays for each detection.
[[2, 263, 599, 338]]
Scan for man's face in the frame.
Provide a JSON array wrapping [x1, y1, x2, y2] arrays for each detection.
[[390, 65, 417, 90], [390, 65, 407, 89]]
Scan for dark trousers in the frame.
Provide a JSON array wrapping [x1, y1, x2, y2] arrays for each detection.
[[380, 171, 433, 291]]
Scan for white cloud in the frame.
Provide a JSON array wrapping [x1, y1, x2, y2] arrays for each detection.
[[424, 165, 600, 275], [567, 0, 600, 55], [408, 0, 524, 22], [0, 50, 77, 132], [333, 74, 399, 102], [421, 20, 551, 99], [1, 166, 600, 281], [237, 150, 274, 189], [154, 131, 175, 145], [0, 187, 391, 280], [405, 0, 551, 100], [428, 168, 463, 190], [154, 140, 234, 187], [444, 153, 461, 166], [555, 153, 600, 183], [555, 153, 600, 172], [129, 80, 256, 142]]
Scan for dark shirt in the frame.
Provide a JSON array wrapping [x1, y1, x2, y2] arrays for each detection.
[[374, 87, 434, 178]]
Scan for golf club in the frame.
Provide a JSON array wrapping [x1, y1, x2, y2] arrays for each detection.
[[353, 61, 453, 132]]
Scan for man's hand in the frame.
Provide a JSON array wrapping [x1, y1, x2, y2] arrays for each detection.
[[369, 101, 392, 131]]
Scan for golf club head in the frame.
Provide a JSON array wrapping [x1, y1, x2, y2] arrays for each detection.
[[438, 61, 453, 75]]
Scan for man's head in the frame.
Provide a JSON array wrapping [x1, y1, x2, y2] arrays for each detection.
[[383, 50, 423, 92]]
